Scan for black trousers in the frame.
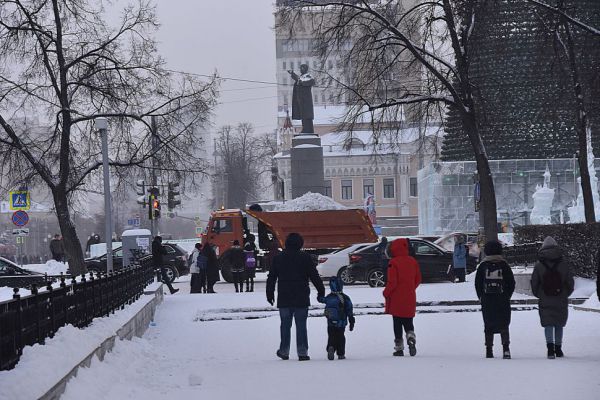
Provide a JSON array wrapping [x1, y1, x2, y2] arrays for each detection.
[[327, 326, 346, 356], [232, 271, 245, 292], [485, 328, 510, 347], [454, 268, 466, 282], [393, 317, 414, 340]]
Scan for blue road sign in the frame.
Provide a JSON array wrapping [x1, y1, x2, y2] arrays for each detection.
[[12, 210, 29, 227], [9, 191, 30, 211]]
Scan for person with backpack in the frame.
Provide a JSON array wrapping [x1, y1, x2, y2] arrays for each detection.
[[244, 242, 256, 292], [531, 236, 574, 359], [383, 238, 421, 357], [475, 240, 515, 359], [318, 277, 355, 360]]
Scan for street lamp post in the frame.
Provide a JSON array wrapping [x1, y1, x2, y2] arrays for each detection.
[[95, 117, 113, 274]]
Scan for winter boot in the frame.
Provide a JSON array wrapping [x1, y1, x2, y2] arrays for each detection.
[[407, 331, 417, 357], [486, 346, 494, 358], [276, 350, 289, 360], [555, 345, 564, 358], [502, 344, 511, 359], [327, 346, 335, 361], [547, 343, 556, 359], [338, 354, 346, 360], [393, 339, 404, 356]]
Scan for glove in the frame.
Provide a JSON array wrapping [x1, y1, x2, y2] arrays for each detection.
[[349, 322, 355, 332], [267, 295, 274, 306], [317, 295, 325, 303]]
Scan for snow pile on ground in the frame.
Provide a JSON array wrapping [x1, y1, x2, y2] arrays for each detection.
[[571, 277, 597, 298], [581, 292, 600, 310], [0, 287, 157, 400], [274, 192, 347, 212], [23, 260, 69, 275]]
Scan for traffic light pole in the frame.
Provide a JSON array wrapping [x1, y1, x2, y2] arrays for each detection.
[[150, 116, 159, 237]]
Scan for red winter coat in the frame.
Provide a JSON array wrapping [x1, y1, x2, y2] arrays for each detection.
[[383, 239, 422, 317]]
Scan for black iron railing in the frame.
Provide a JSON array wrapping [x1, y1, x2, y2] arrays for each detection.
[[0, 260, 156, 371]]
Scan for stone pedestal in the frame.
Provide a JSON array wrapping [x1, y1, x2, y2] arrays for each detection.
[[291, 134, 325, 198]]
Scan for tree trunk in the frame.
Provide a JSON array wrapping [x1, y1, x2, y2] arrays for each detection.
[[53, 189, 87, 276], [462, 111, 499, 242]]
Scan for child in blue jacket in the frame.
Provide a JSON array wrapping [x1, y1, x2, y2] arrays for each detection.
[[318, 277, 355, 360]]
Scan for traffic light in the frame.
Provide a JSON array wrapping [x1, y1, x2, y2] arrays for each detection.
[[149, 195, 161, 219], [135, 179, 146, 207], [167, 182, 181, 210]]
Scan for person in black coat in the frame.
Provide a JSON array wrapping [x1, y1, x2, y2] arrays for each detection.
[[475, 240, 515, 359], [221, 240, 246, 293], [266, 233, 325, 361], [152, 236, 178, 294], [203, 242, 220, 293]]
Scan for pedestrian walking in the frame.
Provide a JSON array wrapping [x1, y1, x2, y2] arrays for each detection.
[[152, 236, 179, 294], [190, 243, 208, 294], [453, 234, 469, 283], [383, 238, 421, 357], [318, 277, 355, 360], [203, 242, 220, 293], [244, 242, 256, 292], [267, 232, 325, 361], [531, 236, 574, 359], [475, 240, 515, 359], [49, 234, 65, 262], [222, 240, 246, 293]]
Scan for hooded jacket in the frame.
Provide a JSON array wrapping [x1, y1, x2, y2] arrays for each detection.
[[531, 237, 574, 327], [383, 239, 422, 317], [318, 277, 355, 328]]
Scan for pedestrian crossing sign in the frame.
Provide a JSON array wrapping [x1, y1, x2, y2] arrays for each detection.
[[9, 191, 30, 211]]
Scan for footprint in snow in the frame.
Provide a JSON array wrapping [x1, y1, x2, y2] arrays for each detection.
[[189, 374, 203, 386]]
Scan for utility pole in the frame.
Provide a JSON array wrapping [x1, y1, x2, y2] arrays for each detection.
[[96, 117, 113, 273], [151, 116, 159, 237]]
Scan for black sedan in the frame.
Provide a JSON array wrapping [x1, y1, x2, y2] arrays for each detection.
[[347, 239, 477, 287], [84, 243, 189, 283], [0, 257, 53, 289]]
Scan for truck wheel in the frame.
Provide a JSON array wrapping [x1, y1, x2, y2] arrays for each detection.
[[337, 267, 355, 285], [367, 269, 386, 288], [220, 264, 233, 283]]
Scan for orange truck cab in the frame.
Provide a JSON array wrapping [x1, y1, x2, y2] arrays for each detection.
[[202, 206, 377, 282]]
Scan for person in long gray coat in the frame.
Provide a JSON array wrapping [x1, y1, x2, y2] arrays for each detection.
[[531, 236, 574, 359]]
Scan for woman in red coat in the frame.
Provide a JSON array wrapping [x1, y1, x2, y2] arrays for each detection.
[[383, 238, 422, 356]]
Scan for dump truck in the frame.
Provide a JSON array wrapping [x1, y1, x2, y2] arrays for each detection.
[[201, 206, 378, 282]]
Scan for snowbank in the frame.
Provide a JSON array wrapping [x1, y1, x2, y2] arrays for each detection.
[[23, 260, 69, 276], [274, 192, 347, 212]]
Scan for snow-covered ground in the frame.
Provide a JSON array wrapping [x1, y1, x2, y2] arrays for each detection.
[[21, 260, 69, 275]]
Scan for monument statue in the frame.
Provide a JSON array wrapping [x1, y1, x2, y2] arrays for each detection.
[[288, 63, 315, 134]]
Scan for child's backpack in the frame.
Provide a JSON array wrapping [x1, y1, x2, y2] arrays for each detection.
[[324, 294, 346, 327], [541, 260, 562, 296], [483, 262, 504, 294], [196, 253, 208, 270]]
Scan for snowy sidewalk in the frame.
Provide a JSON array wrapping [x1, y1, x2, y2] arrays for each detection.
[[59, 284, 600, 400]]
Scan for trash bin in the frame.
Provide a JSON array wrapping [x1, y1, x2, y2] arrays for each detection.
[[121, 229, 152, 267]]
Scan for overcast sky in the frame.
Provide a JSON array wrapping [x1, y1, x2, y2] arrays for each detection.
[[155, 0, 278, 135]]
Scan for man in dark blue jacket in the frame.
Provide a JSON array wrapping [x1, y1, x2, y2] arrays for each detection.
[[266, 233, 325, 361]]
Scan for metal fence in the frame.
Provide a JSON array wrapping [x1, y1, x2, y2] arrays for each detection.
[[0, 261, 156, 371]]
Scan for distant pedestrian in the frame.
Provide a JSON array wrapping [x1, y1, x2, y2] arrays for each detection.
[[453, 234, 469, 283], [384, 238, 421, 357], [475, 240, 515, 359], [49, 234, 65, 262], [244, 242, 256, 292], [190, 243, 208, 294], [152, 236, 178, 295], [222, 240, 246, 293], [318, 277, 355, 360], [203, 243, 219, 293], [267, 233, 325, 361], [531, 236, 574, 359]]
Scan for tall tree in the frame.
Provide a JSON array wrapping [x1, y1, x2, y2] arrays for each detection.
[[278, 0, 500, 240], [0, 0, 218, 274]]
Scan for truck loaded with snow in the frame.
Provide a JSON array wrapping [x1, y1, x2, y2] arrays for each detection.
[[201, 193, 378, 282]]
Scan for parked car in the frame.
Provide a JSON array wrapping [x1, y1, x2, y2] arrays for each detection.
[[317, 243, 373, 285], [84, 243, 189, 283], [0, 257, 53, 289], [347, 238, 478, 287]]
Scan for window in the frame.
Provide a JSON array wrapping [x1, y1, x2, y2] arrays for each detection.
[[363, 178, 374, 198], [314, 94, 319, 103], [164, 245, 176, 254], [290, 61, 294, 70], [324, 180, 332, 197], [283, 61, 287, 70], [410, 177, 418, 197], [341, 179, 353, 200], [383, 178, 395, 198], [322, 93, 326, 103], [212, 218, 233, 234], [411, 241, 441, 256], [283, 94, 288, 105]]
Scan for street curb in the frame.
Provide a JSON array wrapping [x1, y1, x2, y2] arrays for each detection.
[[39, 283, 163, 400], [573, 306, 600, 313]]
